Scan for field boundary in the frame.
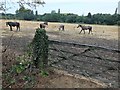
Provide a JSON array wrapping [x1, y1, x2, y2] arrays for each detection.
[[49, 40, 120, 53], [48, 39, 119, 87]]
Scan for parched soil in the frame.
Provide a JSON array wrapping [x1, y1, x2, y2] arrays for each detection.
[[1, 19, 119, 88]]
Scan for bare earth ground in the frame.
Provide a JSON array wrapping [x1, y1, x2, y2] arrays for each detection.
[[1, 19, 119, 88]]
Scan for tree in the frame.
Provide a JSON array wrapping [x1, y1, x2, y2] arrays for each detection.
[[58, 9, 60, 14], [76, 16, 84, 23], [16, 6, 35, 20], [32, 28, 49, 69], [114, 8, 117, 15], [117, 21, 120, 26], [51, 10, 56, 14], [35, 11, 38, 16], [17, 0, 45, 8], [87, 12, 92, 18], [65, 14, 78, 23]]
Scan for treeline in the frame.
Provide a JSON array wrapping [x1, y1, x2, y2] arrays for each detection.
[[1, 6, 120, 25]]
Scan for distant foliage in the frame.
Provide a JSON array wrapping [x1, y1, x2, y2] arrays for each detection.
[[15, 6, 35, 20], [1, 6, 119, 25], [117, 21, 120, 26], [65, 14, 78, 23]]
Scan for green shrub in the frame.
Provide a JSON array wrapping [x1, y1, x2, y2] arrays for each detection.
[[31, 28, 49, 70]]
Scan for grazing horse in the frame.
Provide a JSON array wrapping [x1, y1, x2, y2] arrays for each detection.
[[59, 25, 64, 31], [6, 22, 20, 31], [40, 22, 48, 29], [77, 24, 92, 34]]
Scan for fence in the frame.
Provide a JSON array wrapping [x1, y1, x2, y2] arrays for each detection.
[[48, 40, 120, 87]]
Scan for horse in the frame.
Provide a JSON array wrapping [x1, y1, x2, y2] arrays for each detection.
[[40, 22, 48, 29], [6, 22, 20, 31], [59, 25, 64, 31], [77, 24, 92, 34]]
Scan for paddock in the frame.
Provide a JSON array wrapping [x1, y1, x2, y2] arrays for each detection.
[[1, 19, 119, 88]]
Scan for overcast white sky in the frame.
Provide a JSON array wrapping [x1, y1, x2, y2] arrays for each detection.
[[45, 0, 118, 3], [2, 0, 117, 3], [0, 0, 119, 15]]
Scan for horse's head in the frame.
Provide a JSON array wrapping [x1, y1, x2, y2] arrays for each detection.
[[44, 22, 48, 25], [6, 22, 9, 26], [77, 24, 82, 28]]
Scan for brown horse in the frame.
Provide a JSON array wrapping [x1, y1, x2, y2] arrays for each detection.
[[59, 25, 64, 31], [77, 24, 92, 34], [40, 22, 48, 29], [6, 22, 20, 31]]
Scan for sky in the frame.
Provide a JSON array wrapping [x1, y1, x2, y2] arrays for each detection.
[[0, 0, 119, 15]]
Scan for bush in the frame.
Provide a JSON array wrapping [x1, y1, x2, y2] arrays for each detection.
[[31, 28, 49, 69], [117, 21, 120, 26]]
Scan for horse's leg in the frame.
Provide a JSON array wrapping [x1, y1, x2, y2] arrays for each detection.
[[59, 27, 60, 31], [16, 26, 18, 31], [10, 26, 12, 31], [63, 27, 64, 31], [88, 29, 90, 34], [91, 30, 93, 34], [90, 30, 92, 34], [79, 30, 82, 34], [19, 26, 20, 31], [89, 28, 92, 34], [84, 30, 85, 34]]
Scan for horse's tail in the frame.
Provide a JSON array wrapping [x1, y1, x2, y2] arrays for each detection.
[[19, 25, 20, 31]]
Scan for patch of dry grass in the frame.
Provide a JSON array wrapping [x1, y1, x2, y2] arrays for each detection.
[[1, 19, 118, 40]]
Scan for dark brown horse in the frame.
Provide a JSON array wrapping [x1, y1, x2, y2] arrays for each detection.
[[40, 22, 48, 29], [77, 24, 92, 34], [6, 22, 20, 31], [59, 25, 64, 31]]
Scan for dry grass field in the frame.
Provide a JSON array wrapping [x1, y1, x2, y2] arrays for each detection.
[[1, 19, 118, 49], [1, 19, 119, 88]]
